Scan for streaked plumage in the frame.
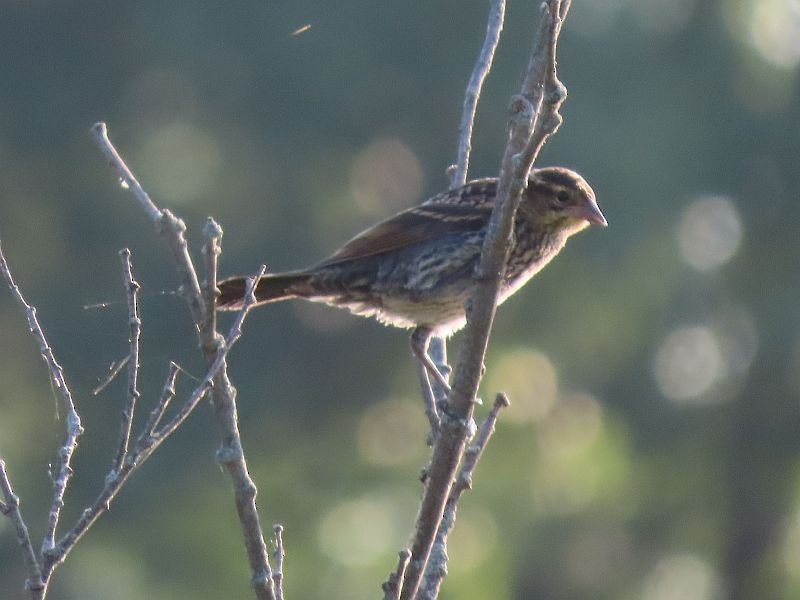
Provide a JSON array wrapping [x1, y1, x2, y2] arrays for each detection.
[[218, 167, 605, 337]]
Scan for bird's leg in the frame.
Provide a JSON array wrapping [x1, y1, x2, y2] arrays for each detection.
[[427, 336, 452, 404], [410, 327, 451, 440], [411, 327, 452, 394]]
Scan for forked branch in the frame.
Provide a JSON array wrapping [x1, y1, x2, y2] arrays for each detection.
[[400, 2, 572, 597]]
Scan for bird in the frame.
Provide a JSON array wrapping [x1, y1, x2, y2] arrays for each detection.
[[217, 167, 606, 390]]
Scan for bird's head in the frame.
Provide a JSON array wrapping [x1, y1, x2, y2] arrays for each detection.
[[520, 167, 607, 235]]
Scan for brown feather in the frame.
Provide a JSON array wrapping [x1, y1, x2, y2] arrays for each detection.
[[317, 193, 495, 267], [217, 272, 311, 310]]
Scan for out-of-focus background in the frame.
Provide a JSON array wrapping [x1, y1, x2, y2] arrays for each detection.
[[1, 1, 799, 598]]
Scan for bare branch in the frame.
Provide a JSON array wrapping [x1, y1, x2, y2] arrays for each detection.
[[400, 3, 570, 597], [42, 267, 265, 579], [272, 525, 285, 600], [90, 123, 162, 222], [113, 248, 142, 473], [201, 218, 223, 355], [143, 362, 180, 437], [0, 240, 85, 560], [91, 122, 205, 326], [425, 0, 507, 429], [0, 460, 44, 594], [382, 549, 412, 600], [92, 123, 276, 600], [418, 393, 509, 599], [91, 355, 130, 396], [450, 0, 506, 189], [155, 266, 265, 441], [210, 267, 275, 600]]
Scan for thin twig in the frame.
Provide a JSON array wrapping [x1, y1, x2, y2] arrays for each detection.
[[0, 460, 44, 594], [426, 0, 506, 424], [450, 0, 506, 189], [41, 268, 264, 579], [201, 217, 223, 355], [90, 123, 162, 222], [91, 122, 205, 326], [113, 248, 142, 473], [382, 549, 412, 600], [272, 525, 285, 600], [400, 3, 570, 598], [426, 0, 506, 420], [144, 362, 180, 436], [418, 393, 509, 599], [0, 240, 84, 561], [93, 123, 276, 600], [91, 355, 130, 396], [209, 268, 275, 600], [156, 266, 265, 441]]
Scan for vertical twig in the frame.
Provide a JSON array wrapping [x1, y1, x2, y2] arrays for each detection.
[[272, 525, 285, 600], [143, 362, 180, 437], [42, 267, 265, 579], [382, 549, 412, 600], [427, 0, 506, 426], [450, 0, 507, 189], [0, 460, 44, 594], [201, 218, 223, 354], [113, 248, 142, 473], [400, 3, 570, 598], [418, 393, 509, 599], [92, 123, 277, 600], [0, 240, 84, 561]]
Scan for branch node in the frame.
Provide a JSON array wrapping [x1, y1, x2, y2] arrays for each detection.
[[251, 568, 272, 586], [203, 217, 224, 241], [215, 445, 243, 465], [509, 94, 535, 127], [382, 549, 412, 600], [495, 391, 510, 408]]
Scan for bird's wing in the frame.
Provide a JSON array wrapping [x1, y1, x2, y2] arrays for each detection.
[[317, 199, 495, 267]]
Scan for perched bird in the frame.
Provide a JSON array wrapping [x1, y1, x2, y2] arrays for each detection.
[[218, 167, 606, 388]]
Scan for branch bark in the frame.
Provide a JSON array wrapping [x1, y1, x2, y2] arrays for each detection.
[[0, 240, 83, 586], [91, 123, 277, 600], [0, 461, 43, 594], [418, 393, 509, 599], [400, 3, 571, 597], [40, 264, 265, 581], [113, 248, 142, 473]]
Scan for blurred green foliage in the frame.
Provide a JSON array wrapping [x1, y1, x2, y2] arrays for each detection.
[[2, 1, 800, 598]]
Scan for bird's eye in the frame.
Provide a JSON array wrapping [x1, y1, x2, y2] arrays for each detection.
[[555, 190, 570, 205]]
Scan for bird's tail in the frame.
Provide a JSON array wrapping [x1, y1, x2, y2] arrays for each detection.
[[217, 272, 312, 311]]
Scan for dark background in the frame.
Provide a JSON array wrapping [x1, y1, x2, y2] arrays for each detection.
[[2, 1, 799, 598]]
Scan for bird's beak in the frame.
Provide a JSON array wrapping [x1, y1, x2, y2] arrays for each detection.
[[574, 198, 607, 227]]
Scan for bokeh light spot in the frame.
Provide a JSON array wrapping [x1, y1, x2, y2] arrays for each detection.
[[138, 121, 222, 204], [655, 326, 723, 403], [677, 195, 742, 271], [447, 506, 498, 573], [641, 553, 725, 600], [349, 138, 423, 217], [715, 306, 759, 375], [357, 398, 427, 466], [538, 392, 604, 458], [749, 0, 800, 69], [486, 349, 558, 423], [317, 496, 397, 566]]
